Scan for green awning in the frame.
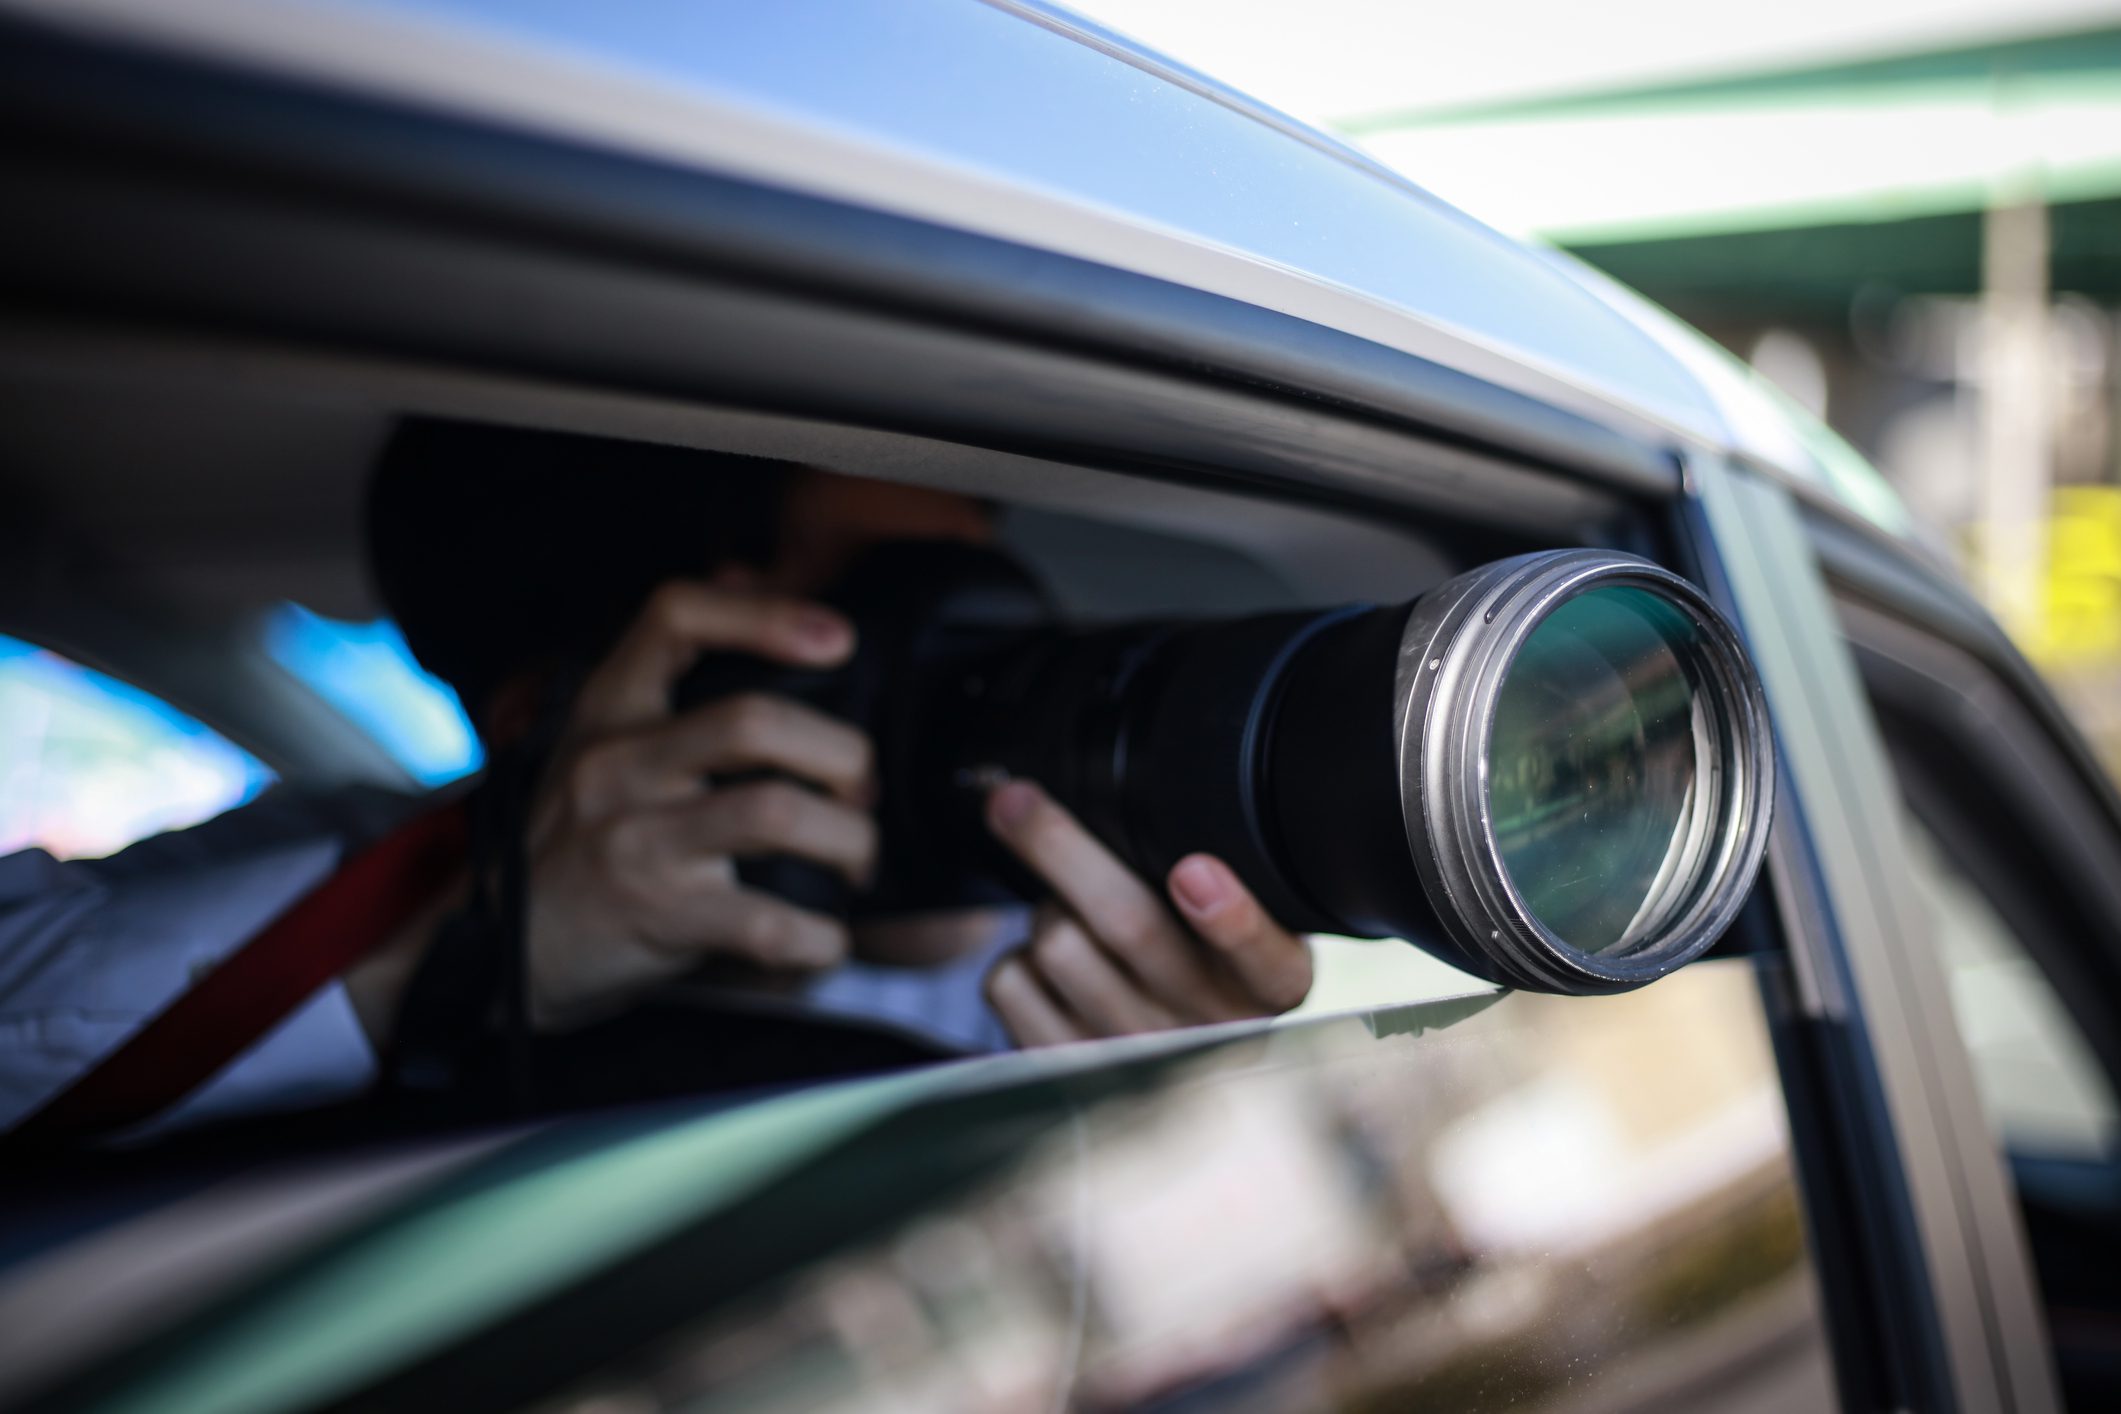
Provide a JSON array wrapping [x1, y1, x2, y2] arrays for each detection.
[[1339, 24, 2121, 249], [1566, 194, 2121, 322]]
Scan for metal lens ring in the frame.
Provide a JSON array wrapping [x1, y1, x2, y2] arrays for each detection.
[[1396, 550, 1774, 994]]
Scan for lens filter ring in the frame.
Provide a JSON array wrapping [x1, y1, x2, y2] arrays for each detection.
[[1395, 550, 1774, 994]]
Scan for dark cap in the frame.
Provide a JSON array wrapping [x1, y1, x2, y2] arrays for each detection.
[[366, 418, 789, 726]]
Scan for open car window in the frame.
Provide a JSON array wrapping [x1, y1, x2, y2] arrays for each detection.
[[0, 634, 274, 860]]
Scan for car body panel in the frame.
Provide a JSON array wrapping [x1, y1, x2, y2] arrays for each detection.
[[17, 971, 1839, 1414], [1690, 463, 2061, 1414], [3, 0, 1905, 527]]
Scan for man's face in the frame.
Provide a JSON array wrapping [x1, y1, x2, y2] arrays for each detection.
[[759, 468, 996, 595], [482, 469, 993, 739]]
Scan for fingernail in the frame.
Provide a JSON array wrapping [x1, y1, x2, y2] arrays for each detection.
[[988, 780, 1040, 833], [1170, 855, 1232, 916], [796, 608, 852, 653]]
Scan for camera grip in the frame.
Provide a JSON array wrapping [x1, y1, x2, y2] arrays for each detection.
[[674, 652, 856, 920]]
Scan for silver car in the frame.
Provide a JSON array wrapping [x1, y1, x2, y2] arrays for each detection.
[[0, 3, 2115, 1412]]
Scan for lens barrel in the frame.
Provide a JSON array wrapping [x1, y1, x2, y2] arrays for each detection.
[[1383, 550, 1773, 992], [941, 549, 1773, 995]]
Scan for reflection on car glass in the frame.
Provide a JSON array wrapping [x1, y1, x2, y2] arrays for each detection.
[[1904, 813, 2121, 1159], [0, 635, 273, 859], [263, 605, 483, 787], [492, 965, 1832, 1414], [1298, 931, 1489, 1015]]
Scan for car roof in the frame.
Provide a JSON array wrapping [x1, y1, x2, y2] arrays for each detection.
[[5, 0, 1911, 537]]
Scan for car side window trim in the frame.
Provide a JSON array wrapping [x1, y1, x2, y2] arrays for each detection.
[[1689, 457, 2062, 1414]]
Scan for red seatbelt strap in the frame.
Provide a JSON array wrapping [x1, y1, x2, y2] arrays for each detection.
[[12, 802, 469, 1143]]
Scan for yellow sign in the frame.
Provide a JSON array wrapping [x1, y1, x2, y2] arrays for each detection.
[[2028, 487, 2121, 666]]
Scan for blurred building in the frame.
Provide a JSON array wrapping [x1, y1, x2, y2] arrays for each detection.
[[1338, 20, 2121, 770]]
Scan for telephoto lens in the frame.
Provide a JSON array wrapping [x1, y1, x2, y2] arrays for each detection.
[[1270, 550, 1774, 993], [679, 544, 1775, 996]]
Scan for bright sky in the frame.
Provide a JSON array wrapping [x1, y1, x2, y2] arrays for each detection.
[[1069, 0, 2121, 241], [1066, 0, 2121, 124]]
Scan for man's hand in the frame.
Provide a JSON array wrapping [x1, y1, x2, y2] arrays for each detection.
[[980, 781, 1313, 1045], [521, 580, 876, 1028]]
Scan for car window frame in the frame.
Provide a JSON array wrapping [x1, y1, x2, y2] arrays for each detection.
[[1835, 596, 2121, 1098], [1691, 461, 2064, 1414]]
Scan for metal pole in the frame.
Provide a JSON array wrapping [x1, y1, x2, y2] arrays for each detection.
[[1979, 187, 2051, 642]]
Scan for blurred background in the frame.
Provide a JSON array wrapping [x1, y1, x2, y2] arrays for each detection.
[[1075, 0, 2121, 778]]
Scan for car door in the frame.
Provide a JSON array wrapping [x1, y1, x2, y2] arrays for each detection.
[[1814, 508, 2121, 1412]]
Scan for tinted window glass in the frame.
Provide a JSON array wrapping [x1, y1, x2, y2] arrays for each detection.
[[1903, 814, 2120, 1159], [492, 963, 1834, 1414]]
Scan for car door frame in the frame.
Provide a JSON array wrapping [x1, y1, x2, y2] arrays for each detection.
[[1821, 501, 2121, 1407], [1694, 460, 2064, 1414]]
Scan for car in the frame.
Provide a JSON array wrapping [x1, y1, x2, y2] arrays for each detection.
[[1, 2, 2117, 1412]]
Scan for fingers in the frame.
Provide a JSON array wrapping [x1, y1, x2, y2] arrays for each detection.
[[982, 782, 1314, 1039], [655, 889, 850, 971], [564, 693, 874, 818], [650, 780, 879, 888], [573, 580, 855, 730], [1021, 903, 1180, 1035], [524, 579, 871, 1025], [984, 951, 1087, 1048], [1168, 855, 1313, 1014], [525, 853, 847, 1023], [985, 781, 1223, 1009]]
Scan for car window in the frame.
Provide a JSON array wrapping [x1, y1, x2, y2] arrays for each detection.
[[1902, 813, 2120, 1159], [510, 968, 1833, 1414], [0, 634, 274, 860], [1840, 589, 2121, 1412], [261, 604, 483, 787], [49, 964, 1828, 1413], [1840, 594, 2121, 1166]]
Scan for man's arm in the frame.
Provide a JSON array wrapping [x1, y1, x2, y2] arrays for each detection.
[[0, 828, 380, 1136]]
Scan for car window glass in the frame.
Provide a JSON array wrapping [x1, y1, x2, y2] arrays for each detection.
[[504, 964, 1834, 1414], [262, 604, 483, 787], [0, 634, 274, 860], [1296, 932, 1486, 1014], [1902, 812, 2120, 1159]]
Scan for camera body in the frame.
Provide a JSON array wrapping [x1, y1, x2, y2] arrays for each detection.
[[674, 541, 1375, 933]]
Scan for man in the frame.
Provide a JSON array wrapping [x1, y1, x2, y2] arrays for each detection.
[[1, 421, 1313, 1139]]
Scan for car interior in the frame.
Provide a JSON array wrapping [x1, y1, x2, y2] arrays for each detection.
[[0, 326, 1653, 1145], [0, 340, 1518, 787], [0, 320, 1720, 1408]]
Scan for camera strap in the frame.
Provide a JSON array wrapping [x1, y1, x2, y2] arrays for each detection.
[[384, 665, 578, 1125]]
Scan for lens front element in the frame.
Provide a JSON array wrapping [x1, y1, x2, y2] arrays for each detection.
[[1395, 549, 1773, 995], [1487, 588, 1710, 956]]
